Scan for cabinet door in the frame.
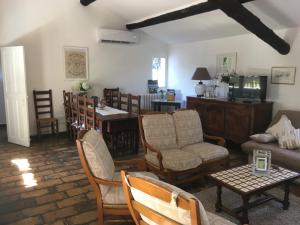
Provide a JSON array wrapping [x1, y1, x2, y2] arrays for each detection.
[[225, 105, 250, 143], [204, 103, 225, 136]]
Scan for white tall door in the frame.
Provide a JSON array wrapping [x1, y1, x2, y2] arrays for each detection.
[[1, 46, 30, 147]]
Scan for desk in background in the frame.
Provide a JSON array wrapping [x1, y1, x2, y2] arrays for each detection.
[[152, 99, 181, 112]]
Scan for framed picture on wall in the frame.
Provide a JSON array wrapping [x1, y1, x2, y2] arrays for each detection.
[[64, 46, 89, 80], [216, 52, 237, 76], [271, 67, 296, 85]]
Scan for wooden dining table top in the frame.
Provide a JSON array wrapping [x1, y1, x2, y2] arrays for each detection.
[[96, 111, 138, 122]]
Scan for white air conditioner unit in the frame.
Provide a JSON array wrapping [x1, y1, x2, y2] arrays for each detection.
[[97, 28, 139, 44]]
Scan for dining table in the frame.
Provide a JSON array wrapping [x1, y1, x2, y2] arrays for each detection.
[[95, 106, 139, 158]]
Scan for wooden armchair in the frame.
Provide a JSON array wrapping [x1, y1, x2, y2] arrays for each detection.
[[121, 170, 237, 225], [76, 130, 157, 225], [139, 110, 229, 185]]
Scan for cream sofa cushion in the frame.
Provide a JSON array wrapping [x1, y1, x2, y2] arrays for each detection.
[[82, 129, 115, 197], [142, 114, 177, 150], [279, 129, 300, 150], [173, 110, 204, 148], [103, 171, 158, 205], [145, 149, 202, 171], [266, 114, 295, 139], [182, 142, 229, 163], [250, 133, 276, 143], [125, 174, 235, 225]]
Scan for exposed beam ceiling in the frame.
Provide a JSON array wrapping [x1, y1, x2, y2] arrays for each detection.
[[80, 0, 96, 6], [208, 0, 290, 54], [126, 0, 254, 30]]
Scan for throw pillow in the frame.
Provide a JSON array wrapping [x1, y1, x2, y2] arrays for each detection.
[[266, 114, 295, 139], [278, 129, 300, 150], [250, 133, 276, 143]]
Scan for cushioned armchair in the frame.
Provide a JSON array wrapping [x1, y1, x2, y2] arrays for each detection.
[[121, 170, 236, 225], [76, 129, 157, 225], [139, 110, 229, 185]]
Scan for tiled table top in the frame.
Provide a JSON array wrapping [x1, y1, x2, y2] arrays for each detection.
[[210, 164, 300, 193]]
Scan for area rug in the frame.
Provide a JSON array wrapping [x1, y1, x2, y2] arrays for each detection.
[[194, 187, 300, 225]]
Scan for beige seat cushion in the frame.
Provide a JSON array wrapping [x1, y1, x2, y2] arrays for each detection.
[[103, 171, 158, 205], [182, 142, 228, 163], [145, 149, 202, 171], [142, 114, 178, 150], [125, 174, 236, 225], [173, 110, 204, 148], [82, 130, 115, 197]]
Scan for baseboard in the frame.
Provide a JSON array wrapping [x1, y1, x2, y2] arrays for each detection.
[[30, 131, 68, 141]]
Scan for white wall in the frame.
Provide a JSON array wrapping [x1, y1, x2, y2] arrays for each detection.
[[0, 70, 5, 125], [168, 28, 300, 114], [0, 0, 168, 134]]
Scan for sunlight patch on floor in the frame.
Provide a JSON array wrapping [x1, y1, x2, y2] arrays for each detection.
[[11, 158, 37, 188]]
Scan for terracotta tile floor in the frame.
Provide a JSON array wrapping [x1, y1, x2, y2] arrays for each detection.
[[1, 128, 298, 225], [0, 132, 99, 225]]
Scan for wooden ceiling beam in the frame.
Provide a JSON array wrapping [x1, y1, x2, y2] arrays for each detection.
[[80, 0, 96, 6], [208, 0, 290, 55], [126, 0, 254, 30]]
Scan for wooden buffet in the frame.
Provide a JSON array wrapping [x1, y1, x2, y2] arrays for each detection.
[[186, 96, 273, 144]]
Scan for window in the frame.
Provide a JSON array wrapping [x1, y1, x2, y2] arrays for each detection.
[[152, 57, 166, 88]]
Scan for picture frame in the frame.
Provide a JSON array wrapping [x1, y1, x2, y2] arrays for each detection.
[[64, 46, 89, 80], [252, 149, 271, 176], [216, 52, 237, 76], [271, 67, 296, 85]]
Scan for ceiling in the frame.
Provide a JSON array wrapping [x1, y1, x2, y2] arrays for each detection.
[[97, 0, 300, 44]]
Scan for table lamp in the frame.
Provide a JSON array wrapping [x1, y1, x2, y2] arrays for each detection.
[[191, 67, 211, 97]]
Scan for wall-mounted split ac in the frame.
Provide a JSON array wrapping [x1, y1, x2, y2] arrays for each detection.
[[97, 28, 140, 44]]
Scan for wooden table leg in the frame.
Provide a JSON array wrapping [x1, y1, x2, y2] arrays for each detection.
[[215, 185, 222, 212], [241, 195, 250, 225], [283, 182, 290, 210]]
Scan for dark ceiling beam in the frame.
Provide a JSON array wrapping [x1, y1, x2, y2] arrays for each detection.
[[208, 0, 290, 55], [126, 0, 254, 30], [80, 0, 96, 6]]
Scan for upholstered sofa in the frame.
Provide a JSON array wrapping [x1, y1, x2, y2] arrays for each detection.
[[242, 110, 300, 172], [139, 110, 229, 185]]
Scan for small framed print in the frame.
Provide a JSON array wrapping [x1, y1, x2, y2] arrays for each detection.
[[253, 149, 271, 176], [271, 67, 296, 85]]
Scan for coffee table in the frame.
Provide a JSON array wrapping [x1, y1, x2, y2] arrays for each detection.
[[209, 164, 300, 224]]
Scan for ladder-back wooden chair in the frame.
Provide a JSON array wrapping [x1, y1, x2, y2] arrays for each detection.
[[63, 90, 72, 138], [70, 93, 78, 140], [76, 130, 158, 225], [119, 92, 130, 112], [77, 95, 86, 130], [33, 89, 59, 138], [121, 170, 237, 225], [85, 96, 96, 130], [103, 88, 119, 108], [130, 94, 141, 114]]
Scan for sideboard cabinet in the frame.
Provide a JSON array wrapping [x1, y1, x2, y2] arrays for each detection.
[[186, 97, 273, 144]]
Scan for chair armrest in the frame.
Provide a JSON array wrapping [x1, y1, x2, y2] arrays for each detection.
[[204, 133, 226, 147], [144, 143, 164, 170], [114, 159, 146, 171], [93, 176, 122, 187]]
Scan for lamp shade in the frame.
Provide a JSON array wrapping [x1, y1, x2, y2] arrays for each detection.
[[191, 67, 211, 81]]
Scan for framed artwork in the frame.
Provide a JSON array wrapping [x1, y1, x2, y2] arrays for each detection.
[[252, 149, 271, 176], [216, 52, 237, 75], [64, 46, 89, 80], [271, 67, 296, 85]]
